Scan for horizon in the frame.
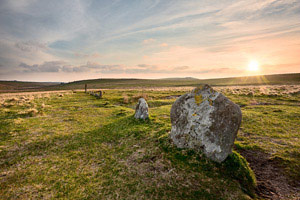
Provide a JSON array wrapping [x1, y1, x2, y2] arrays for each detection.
[[1, 72, 299, 83], [1, 1, 300, 82]]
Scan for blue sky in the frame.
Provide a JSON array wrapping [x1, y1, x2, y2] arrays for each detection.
[[0, 0, 300, 82]]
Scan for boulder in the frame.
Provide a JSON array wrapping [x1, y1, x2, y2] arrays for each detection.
[[170, 85, 242, 163], [134, 98, 149, 120]]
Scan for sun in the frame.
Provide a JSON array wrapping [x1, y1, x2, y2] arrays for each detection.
[[248, 60, 259, 71]]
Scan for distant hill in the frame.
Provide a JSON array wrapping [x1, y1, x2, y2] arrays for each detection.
[[54, 73, 300, 90], [161, 77, 199, 80], [1, 73, 299, 92], [0, 81, 60, 92]]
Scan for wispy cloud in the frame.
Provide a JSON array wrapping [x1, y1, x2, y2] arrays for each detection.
[[15, 41, 47, 52], [142, 38, 156, 44]]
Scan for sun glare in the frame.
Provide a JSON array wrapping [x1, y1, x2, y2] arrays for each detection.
[[248, 60, 259, 71]]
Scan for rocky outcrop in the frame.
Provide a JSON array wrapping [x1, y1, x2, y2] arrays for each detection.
[[170, 85, 242, 163]]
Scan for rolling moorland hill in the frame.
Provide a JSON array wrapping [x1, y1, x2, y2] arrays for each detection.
[[1, 73, 300, 92], [59, 73, 300, 90], [0, 81, 59, 92]]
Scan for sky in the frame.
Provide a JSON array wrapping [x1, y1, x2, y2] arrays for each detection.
[[0, 0, 299, 82]]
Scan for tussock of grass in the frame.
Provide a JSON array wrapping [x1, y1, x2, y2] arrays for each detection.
[[122, 93, 149, 104], [17, 108, 39, 117]]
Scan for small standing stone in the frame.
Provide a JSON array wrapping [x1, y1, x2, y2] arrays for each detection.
[[170, 85, 242, 163], [134, 98, 149, 120]]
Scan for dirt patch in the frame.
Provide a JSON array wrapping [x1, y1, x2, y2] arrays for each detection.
[[238, 149, 300, 200]]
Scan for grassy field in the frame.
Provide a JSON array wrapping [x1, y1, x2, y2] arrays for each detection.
[[0, 85, 299, 199], [1, 73, 300, 93]]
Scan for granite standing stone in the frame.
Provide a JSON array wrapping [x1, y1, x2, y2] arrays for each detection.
[[170, 85, 242, 163], [134, 98, 149, 120]]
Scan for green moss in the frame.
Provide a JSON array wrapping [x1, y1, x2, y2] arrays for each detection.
[[220, 151, 257, 198]]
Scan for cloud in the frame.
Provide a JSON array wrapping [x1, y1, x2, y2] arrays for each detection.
[[173, 66, 189, 71], [95, 64, 124, 74], [74, 52, 101, 59], [19, 61, 124, 74], [19, 61, 95, 73], [18, 61, 193, 75], [143, 38, 156, 44], [137, 64, 157, 69], [15, 41, 47, 52], [19, 61, 65, 72], [160, 43, 168, 47]]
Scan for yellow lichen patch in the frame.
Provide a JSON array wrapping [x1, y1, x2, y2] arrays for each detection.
[[195, 94, 203, 105], [192, 113, 197, 116], [194, 86, 201, 94], [208, 98, 213, 106]]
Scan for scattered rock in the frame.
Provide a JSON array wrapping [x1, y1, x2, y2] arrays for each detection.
[[134, 98, 149, 120], [170, 85, 242, 163]]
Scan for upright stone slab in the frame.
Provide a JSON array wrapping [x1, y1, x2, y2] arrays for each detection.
[[170, 85, 242, 163], [134, 98, 149, 120]]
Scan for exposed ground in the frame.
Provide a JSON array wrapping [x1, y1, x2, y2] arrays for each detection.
[[0, 85, 299, 199], [239, 149, 299, 200]]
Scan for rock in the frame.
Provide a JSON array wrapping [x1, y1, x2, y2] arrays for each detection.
[[134, 98, 149, 120], [170, 85, 242, 163]]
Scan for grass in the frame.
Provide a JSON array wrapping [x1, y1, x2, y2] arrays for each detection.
[[0, 86, 299, 199]]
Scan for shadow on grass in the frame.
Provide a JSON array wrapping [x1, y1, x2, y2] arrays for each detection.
[[1, 114, 256, 199]]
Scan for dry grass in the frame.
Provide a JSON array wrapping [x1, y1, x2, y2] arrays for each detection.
[[122, 93, 149, 104], [217, 85, 300, 96], [18, 108, 39, 117]]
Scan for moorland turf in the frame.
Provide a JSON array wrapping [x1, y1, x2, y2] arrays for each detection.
[[0, 87, 299, 199]]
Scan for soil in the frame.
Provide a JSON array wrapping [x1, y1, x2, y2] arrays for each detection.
[[238, 149, 300, 200]]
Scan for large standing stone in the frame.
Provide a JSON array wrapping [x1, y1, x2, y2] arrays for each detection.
[[134, 98, 149, 120], [170, 85, 242, 163]]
